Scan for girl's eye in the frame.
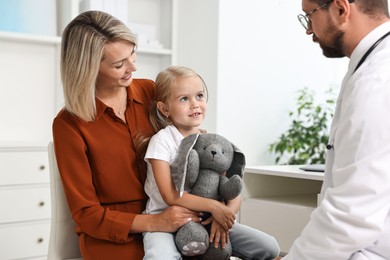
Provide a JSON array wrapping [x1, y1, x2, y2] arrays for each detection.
[[197, 94, 204, 100], [115, 62, 124, 69], [180, 97, 188, 102]]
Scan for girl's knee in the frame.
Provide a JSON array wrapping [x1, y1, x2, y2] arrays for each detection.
[[267, 236, 281, 258]]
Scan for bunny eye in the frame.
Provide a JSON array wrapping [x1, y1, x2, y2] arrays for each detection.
[[203, 147, 206, 150]]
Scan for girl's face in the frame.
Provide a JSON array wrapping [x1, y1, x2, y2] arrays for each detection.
[[96, 40, 137, 91], [159, 76, 207, 136]]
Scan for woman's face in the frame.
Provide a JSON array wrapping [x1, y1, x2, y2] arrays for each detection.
[[96, 40, 137, 90]]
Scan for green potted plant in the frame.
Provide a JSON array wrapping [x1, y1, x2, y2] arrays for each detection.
[[268, 87, 336, 165]]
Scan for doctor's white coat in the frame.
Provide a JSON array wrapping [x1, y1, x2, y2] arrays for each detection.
[[284, 21, 390, 260]]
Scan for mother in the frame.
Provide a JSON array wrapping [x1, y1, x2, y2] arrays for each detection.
[[52, 10, 199, 259]]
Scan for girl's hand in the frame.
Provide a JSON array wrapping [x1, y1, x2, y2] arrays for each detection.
[[202, 216, 229, 249], [210, 202, 235, 230]]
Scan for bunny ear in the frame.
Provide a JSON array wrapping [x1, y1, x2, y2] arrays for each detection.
[[170, 133, 200, 196], [226, 144, 246, 178]]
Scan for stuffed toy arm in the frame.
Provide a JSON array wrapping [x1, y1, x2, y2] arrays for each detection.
[[219, 174, 243, 201]]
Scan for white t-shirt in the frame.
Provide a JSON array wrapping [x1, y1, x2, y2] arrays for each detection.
[[143, 125, 184, 214]]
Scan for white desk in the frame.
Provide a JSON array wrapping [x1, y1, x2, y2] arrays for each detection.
[[239, 165, 324, 254]]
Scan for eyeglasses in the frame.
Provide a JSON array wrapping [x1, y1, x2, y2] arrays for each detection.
[[297, 0, 333, 30]]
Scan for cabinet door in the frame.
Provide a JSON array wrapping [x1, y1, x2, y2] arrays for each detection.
[[0, 221, 50, 259], [0, 186, 51, 223], [0, 38, 58, 145], [241, 198, 313, 253], [0, 150, 49, 185]]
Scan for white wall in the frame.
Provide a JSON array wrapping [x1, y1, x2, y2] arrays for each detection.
[[177, 0, 348, 166], [175, 0, 220, 135]]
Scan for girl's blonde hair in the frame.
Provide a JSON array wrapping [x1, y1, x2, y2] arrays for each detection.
[[149, 66, 208, 132], [61, 10, 137, 121]]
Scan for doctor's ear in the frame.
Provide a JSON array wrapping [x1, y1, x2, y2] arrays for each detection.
[[333, 0, 351, 22]]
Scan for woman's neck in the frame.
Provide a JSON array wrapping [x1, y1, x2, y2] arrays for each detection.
[[96, 87, 128, 118]]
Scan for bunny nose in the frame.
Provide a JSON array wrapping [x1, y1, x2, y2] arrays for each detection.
[[211, 151, 216, 156]]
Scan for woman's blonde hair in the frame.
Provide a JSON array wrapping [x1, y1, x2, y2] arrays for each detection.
[[61, 10, 137, 121], [149, 66, 208, 132]]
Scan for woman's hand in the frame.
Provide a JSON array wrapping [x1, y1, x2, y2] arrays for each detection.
[[202, 216, 229, 249], [157, 205, 200, 232], [131, 205, 200, 233], [210, 202, 235, 230]]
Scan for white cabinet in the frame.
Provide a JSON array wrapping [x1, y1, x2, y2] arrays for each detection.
[[0, 146, 51, 260], [0, 27, 60, 260], [239, 165, 324, 254], [0, 1, 178, 258]]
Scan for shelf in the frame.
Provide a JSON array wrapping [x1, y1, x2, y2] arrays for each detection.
[[245, 165, 324, 181], [243, 170, 323, 199], [137, 46, 172, 56], [0, 143, 48, 150], [0, 31, 172, 57], [244, 194, 318, 209], [0, 31, 61, 45]]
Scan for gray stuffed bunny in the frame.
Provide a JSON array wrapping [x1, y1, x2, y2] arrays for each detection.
[[171, 133, 245, 259]]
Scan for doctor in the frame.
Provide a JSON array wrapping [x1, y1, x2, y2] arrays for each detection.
[[278, 0, 390, 259]]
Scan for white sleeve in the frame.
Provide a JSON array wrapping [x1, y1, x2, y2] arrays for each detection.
[[144, 132, 172, 163]]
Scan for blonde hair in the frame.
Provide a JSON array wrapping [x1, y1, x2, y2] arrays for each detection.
[[150, 66, 208, 132], [60, 10, 137, 121]]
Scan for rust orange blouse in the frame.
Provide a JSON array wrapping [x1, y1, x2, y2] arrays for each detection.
[[52, 79, 155, 260]]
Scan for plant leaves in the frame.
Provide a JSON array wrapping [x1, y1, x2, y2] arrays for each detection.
[[268, 86, 336, 165]]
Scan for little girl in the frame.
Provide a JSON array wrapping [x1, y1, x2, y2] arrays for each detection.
[[143, 66, 280, 259]]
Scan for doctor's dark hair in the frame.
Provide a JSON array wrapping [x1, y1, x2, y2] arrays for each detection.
[[309, 0, 389, 17], [149, 66, 209, 132], [60, 10, 137, 122]]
